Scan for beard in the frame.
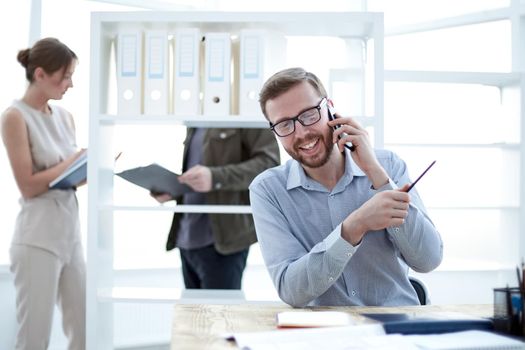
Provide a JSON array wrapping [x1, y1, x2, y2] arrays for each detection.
[[287, 128, 335, 168]]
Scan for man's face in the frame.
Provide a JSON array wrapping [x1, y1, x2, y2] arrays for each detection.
[[266, 81, 335, 169]]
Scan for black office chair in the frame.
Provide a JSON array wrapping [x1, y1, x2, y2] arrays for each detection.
[[409, 276, 430, 305]]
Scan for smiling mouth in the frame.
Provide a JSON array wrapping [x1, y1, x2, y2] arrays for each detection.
[[298, 138, 319, 151]]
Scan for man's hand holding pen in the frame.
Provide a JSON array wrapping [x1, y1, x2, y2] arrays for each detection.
[[342, 190, 410, 246]]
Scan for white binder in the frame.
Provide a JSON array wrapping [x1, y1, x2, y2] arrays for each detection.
[[203, 32, 231, 116], [144, 30, 169, 115], [117, 31, 143, 115], [173, 28, 201, 116], [239, 30, 286, 117]]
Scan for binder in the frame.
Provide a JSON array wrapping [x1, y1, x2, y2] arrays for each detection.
[[116, 31, 143, 115], [238, 30, 286, 117], [144, 30, 169, 115], [49, 152, 87, 189], [173, 28, 201, 116], [203, 32, 231, 116]]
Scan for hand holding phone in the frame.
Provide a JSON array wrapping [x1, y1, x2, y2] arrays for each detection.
[[327, 106, 355, 152]]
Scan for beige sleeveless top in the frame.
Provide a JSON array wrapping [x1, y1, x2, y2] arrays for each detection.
[[11, 99, 81, 261]]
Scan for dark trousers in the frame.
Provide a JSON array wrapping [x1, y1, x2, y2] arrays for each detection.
[[179, 245, 249, 289]]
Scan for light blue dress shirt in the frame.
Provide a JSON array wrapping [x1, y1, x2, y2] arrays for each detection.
[[249, 149, 443, 307]]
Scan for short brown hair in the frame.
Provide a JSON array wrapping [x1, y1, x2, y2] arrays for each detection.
[[259, 67, 327, 119], [17, 37, 77, 83]]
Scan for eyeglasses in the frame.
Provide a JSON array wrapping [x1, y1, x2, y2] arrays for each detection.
[[269, 98, 327, 137]]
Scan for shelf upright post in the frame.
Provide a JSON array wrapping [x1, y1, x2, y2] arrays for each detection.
[[87, 12, 115, 350]]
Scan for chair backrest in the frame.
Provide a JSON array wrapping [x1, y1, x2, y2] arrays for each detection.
[[409, 276, 430, 305]]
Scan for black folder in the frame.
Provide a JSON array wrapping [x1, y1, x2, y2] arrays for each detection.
[[362, 312, 494, 335], [115, 164, 192, 197]]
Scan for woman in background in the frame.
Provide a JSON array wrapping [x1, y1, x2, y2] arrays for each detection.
[[1, 37, 86, 350]]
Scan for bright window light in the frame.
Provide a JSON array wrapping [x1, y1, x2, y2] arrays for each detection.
[[385, 21, 511, 72]]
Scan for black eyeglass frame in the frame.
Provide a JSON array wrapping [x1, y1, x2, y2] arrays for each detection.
[[269, 97, 327, 137]]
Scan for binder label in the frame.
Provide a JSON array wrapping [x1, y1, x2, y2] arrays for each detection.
[[243, 36, 261, 79], [178, 34, 195, 77], [121, 34, 137, 77], [148, 36, 165, 79], [208, 38, 225, 82]]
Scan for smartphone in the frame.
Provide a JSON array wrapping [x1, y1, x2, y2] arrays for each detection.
[[328, 106, 355, 152]]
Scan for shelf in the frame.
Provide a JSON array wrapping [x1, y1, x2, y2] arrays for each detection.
[[385, 142, 521, 149], [386, 7, 512, 36], [384, 70, 522, 87], [97, 287, 281, 304], [94, 11, 382, 38], [98, 114, 269, 128], [101, 204, 253, 214], [98, 114, 379, 127]]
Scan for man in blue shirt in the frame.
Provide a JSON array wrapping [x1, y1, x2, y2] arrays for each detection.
[[249, 67, 443, 307]]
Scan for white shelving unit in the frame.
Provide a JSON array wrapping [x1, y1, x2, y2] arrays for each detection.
[[383, 1, 525, 274], [87, 11, 384, 349]]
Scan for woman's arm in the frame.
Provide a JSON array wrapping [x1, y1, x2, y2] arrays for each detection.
[[1, 108, 84, 198]]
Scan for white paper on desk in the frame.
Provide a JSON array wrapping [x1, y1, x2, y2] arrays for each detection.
[[229, 324, 419, 350]]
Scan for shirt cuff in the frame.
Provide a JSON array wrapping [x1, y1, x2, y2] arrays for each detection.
[[373, 177, 398, 192], [323, 224, 360, 263]]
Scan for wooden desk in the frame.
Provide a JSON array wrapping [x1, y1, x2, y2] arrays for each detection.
[[171, 303, 493, 349]]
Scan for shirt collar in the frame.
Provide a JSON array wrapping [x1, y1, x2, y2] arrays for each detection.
[[286, 149, 366, 191]]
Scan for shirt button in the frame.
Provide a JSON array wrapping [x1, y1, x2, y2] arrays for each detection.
[[219, 132, 227, 139], [351, 290, 356, 296], [347, 252, 353, 257], [215, 182, 222, 189], [394, 227, 400, 233], [328, 277, 334, 282]]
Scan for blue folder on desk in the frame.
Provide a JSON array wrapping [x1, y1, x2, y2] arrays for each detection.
[[362, 313, 494, 335]]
